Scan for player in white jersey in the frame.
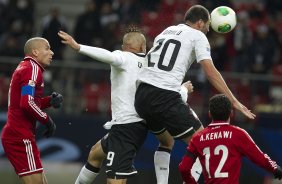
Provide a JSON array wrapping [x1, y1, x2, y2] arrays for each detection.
[[58, 28, 192, 184], [135, 4, 256, 182]]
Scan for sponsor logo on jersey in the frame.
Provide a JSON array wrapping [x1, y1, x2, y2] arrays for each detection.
[[138, 62, 142, 68], [28, 80, 36, 87]]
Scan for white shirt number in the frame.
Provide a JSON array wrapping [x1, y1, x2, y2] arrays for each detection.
[[203, 145, 229, 178]]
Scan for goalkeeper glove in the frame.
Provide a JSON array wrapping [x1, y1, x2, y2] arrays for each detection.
[[43, 117, 56, 138], [50, 92, 63, 108], [274, 166, 282, 180]]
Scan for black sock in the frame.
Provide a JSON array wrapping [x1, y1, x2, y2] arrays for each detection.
[[85, 162, 100, 173]]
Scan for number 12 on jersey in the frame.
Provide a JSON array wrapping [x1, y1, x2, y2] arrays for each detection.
[[203, 145, 229, 178], [147, 38, 181, 71]]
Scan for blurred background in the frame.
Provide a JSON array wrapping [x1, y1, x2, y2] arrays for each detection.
[[0, 0, 282, 183]]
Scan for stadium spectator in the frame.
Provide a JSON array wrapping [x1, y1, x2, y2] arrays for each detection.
[[73, 1, 101, 48], [0, 20, 28, 57], [99, 2, 120, 50], [248, 24, 278, 99], [41, 6, 68, 60], [179, 94, 282, 183], [1, 37, 63, 184]]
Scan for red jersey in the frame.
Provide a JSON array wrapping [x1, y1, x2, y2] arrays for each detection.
[[179, 121, 278, 184], [1, 56, 51, 139]]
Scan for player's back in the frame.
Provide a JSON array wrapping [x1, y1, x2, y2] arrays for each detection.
[[110, 51, 145, 124], [138, 24, 211, 92], [190, 122, 247, 184]]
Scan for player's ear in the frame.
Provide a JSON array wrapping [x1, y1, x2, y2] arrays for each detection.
[[230, 110, 234, 118], [141, 43, 146, 53], [31, 48, 38, 57], [208, 111, 212, 119], [197, 19, 204, 28], [121, 44, 124, 51]]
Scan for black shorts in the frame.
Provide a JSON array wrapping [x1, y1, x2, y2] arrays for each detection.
[[135, 83, 202, 140], [100, 121, 148, 179]]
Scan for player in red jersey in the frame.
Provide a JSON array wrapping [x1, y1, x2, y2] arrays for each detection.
[[1, 37, 63, 184], [179, 94, 282, 184]]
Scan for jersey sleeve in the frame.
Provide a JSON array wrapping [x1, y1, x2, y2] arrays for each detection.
[[19, 67, 49, 124], [79, 45, 124, 67], [179, 85, 188, 103], [237, 128, 278, 173], [179, 139, 197, 184], [194, 32, 212, 63]]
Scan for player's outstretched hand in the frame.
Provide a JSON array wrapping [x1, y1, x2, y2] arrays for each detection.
[[233, 101, 256, 119], [44, 117, 56, 138], [274, 166, 282, 180], [50, 92, 63, 108], [182, 80, 194, 94], [58, 30, 80, 51]]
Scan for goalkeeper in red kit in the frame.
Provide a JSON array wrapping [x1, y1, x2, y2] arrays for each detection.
[[179, 94, 282, 184], [1, 37, 63, 184]]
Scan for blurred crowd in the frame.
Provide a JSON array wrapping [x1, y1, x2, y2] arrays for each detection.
[[0, 0, 282, 118]]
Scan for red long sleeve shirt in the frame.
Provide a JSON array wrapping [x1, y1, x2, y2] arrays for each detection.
[[1, 56, 51, 139], [179, 121, 278, 184]]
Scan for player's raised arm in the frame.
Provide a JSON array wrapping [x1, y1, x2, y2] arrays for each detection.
[[58, 30, 80, 50], [58, 30, 121, 66], [200, 59, 256, 119]]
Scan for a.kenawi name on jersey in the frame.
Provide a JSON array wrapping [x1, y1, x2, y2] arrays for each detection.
[[200, 131, 232, 141]]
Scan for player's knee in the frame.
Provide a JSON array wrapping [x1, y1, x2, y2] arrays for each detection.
[[88, 141, 106, 163], [182, 126, 204, 144], [159, 136, 174, 149]]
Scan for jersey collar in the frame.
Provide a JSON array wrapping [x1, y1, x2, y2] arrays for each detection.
[[208, 120, 230, 127], [133, 53, 146, 57], [24, 56, 45, 71]]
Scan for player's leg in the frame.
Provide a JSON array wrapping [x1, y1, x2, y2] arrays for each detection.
[[42, 172, 48, 184], [103, 122, 148, 184], [157, 96, 204, 182], [107, 178, 127, 184], [2, 138, 46, 184], [20, 173, 46, 184], [154, 130, 174, 184], [75, 139, 106, 184], [135, 84, 176, 184], [181, 125, 204, 181]]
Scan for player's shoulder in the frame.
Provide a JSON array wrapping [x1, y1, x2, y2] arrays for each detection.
[[229, 125, 250, 135], [16, 60, 32, 72], [113, 50, 137, 58]]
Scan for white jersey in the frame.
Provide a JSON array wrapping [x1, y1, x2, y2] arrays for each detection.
[[79, 45, 190, 129], [138, 24, 212, 92], [109, 51, 145, 125], [79, 45, 145, 125]]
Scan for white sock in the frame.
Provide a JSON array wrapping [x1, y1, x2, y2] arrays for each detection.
[[191, 157, 202, 181], [154, 150, 171, 184], [75, 165, 99, 184]]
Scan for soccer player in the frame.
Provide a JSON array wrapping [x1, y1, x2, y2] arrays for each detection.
[[134, 5, 256, 181], [179, 94, 282, 183], [58, 28, 193, 184], [1, 37, 63, 184]]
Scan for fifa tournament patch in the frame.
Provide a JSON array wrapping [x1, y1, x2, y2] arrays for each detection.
[[28, 80, 36, 87], [206, 45, 210, 52]]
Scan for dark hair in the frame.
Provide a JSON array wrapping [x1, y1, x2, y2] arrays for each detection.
[[184, 5, 210, 24], [209, 94, 232, 121], [124, 25, 142, 34]]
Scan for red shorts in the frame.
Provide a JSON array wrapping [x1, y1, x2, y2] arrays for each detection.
[[1, 138, 43, 176]]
